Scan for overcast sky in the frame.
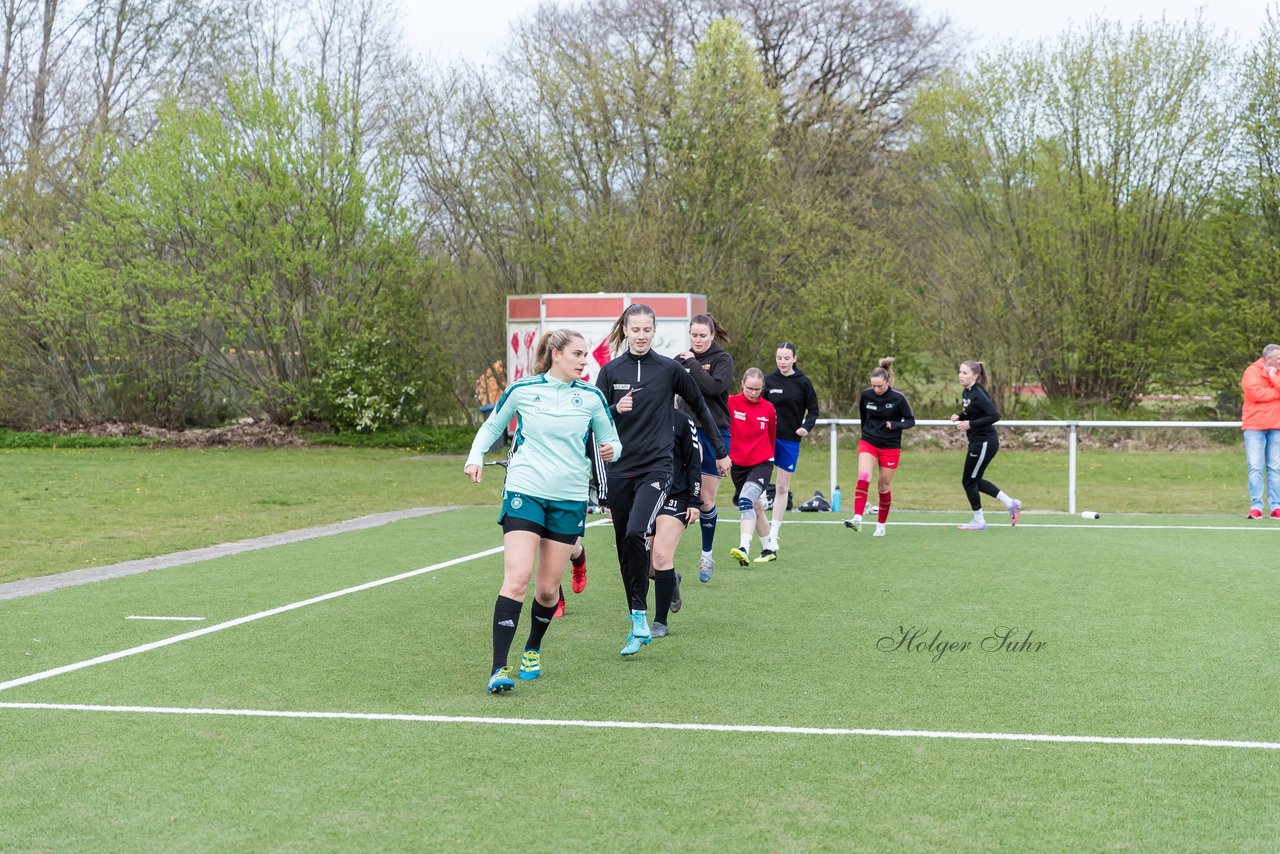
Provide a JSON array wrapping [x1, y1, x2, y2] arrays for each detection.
[[928, 0, 1267, 50], [397, 1, 1273, 65]]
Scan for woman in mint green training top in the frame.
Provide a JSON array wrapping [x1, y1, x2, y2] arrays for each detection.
[[465, 329, 622, 694]]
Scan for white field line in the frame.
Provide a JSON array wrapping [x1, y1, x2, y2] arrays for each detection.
[[125, 616, 206, 622], [0, 545, 504, 693], [0, 517, 614, 694], [0, 701, 1276, 751], [778, 520, 1280, 532]]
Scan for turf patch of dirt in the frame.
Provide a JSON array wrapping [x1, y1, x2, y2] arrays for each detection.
[[44, 419, 309, 448]]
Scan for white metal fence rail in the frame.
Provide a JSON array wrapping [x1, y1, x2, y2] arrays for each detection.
[[815, 419, 1243, 514]]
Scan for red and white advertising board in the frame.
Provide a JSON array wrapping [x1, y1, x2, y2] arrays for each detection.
[[506, 293, 707, 385]]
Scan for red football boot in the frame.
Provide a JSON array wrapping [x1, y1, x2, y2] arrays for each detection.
[[570, 547, 587, 594]]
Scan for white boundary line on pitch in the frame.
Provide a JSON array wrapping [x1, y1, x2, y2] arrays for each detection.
[[125, 616, 206, 622], [779, 520, 1280, 532], [0, 546, 500, 693], [0, 517, 614, 695], [0, 701, 1276, 751]]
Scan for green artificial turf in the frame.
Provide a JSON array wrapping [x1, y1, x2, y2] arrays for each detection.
[[0, 443, 1251, 585], [0, 447, 504, 583], [2, 509, 1278, 850]]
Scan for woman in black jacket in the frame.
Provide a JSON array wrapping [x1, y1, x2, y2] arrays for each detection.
[[647, 410, 703, 638], [951, 360, 1022, 531], [596, 304, 728, 656], [675, 313, 734, 582], [763, 341, 819, 552], [844, 357, 915, 537]]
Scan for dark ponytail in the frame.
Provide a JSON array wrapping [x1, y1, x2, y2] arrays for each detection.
[[691, 313, 730, 345]]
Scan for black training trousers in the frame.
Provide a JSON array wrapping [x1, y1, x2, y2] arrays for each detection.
[[962, 436, 1001, 510], [606, 471, 669, 611]]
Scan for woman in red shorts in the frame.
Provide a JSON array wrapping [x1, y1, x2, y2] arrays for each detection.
[[845, 357, 915, 537]]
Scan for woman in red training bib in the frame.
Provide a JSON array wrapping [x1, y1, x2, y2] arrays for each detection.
[[726, 368, 777, 565]]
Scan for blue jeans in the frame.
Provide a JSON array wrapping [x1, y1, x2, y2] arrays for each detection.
[[1243, 429, 1280, 510]]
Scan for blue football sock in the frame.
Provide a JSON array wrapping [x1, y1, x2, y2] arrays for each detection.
[[699, 505, 718, 552]]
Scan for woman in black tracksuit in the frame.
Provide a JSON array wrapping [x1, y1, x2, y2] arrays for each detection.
[[675, 313, 734, 582], [595, 303, 728, 656], [951, 360, 1022, 530], [647, 410, 703, 639], [763, 341, 819, 551]]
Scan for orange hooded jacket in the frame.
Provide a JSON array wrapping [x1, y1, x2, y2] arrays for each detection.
[[1241, 358, 1280, 430]]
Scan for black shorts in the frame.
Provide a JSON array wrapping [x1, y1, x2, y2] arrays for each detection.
[[501, 515, 580, 545], [730, 462, 774, 503], [656, 493, 694, 526]]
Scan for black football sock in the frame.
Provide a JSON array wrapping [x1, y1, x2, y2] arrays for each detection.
[[491, 595, 522, 673], [524, 598, 557, 651], [653, 568, 675, 624]]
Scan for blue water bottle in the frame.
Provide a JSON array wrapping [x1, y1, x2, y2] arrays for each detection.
[[832, 485, 842, 513]]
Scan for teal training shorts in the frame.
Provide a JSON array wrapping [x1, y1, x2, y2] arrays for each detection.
[[500, 491, 587, 540]]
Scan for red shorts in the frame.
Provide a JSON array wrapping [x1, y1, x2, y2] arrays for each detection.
[[858, 440, 901, 469]]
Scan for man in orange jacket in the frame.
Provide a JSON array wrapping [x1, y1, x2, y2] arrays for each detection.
[[1241, 344, 1280, 519]]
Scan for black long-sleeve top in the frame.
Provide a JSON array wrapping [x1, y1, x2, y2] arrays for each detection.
[[676, 341, 734, 432], [764, 367, 819, 439], [857, 386, 916, 449], [586, 429, 609, 505], [596, 348, 727, 480], [958, 383, 1000, 443], [670, 413, 703, 503]]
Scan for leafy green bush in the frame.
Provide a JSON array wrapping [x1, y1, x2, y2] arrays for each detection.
[[0, 429, 155, 449], [312, 335, 424, 433], [303, 424, 475, 453]]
